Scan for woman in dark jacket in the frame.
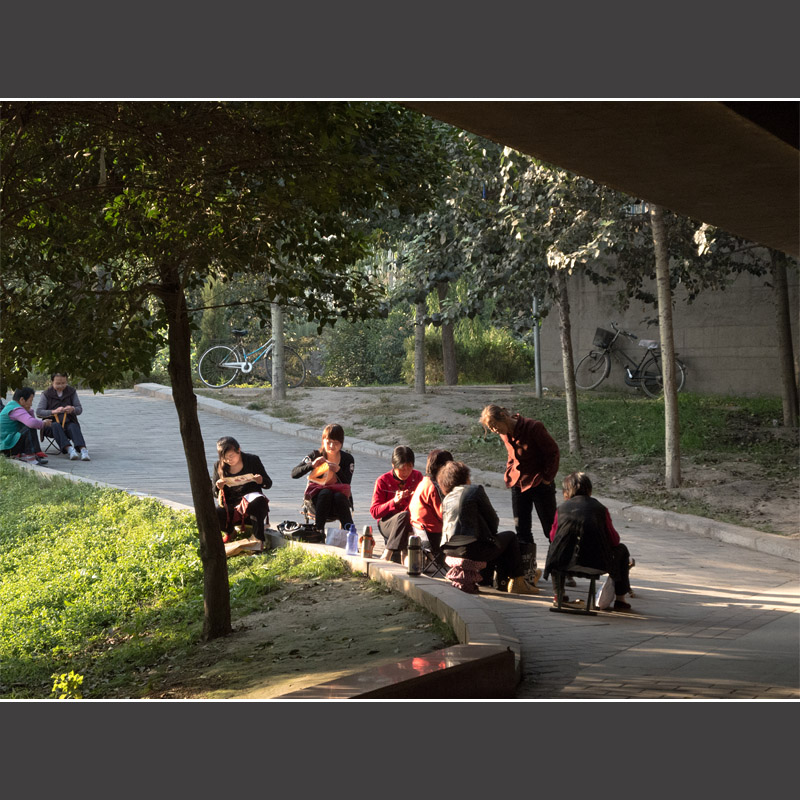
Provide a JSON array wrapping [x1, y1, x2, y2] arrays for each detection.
[[212, 436, 272, 543], [438, 461, 539, 595], [544, 472, 634, 611], [291, 423, 355, 533]]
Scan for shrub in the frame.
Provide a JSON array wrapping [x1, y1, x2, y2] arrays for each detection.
[[402, 318, 536, 385], [322, 309, 412, 386]]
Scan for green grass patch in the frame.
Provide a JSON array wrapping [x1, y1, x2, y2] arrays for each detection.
[[0, 460, 347, 698], [359, 415, 393, 429], [509, 392, 795, 465], [403, 422, 456, 450]]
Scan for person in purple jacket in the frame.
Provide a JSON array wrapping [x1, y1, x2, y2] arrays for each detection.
[[0, 387, 53, 465]]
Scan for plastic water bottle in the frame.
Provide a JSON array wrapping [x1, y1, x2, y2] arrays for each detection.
[[407, 534, 423, 576], [345, 523, 359, 556]]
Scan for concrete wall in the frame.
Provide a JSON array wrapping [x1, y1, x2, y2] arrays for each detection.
[[538, 268, 799, 397]]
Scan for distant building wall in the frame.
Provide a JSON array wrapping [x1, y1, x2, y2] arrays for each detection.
[[538, 267, 799, 397]]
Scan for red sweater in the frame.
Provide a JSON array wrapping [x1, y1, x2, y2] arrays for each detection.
[[548, 507, 620, 546], [370, 468, 423, 521], [501, 414, 560, 491], [409, 476, 444, 534]]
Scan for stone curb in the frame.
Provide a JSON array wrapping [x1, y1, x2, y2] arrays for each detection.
[[135, 383, 397, 458], [265, 532, 522, 689], [135, 383, 800, 564]]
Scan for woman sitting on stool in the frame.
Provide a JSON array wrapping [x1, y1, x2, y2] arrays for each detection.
[[438, 460, 539, 595], [371, 445, 423, 563], [409, 448, 453, 554], [291, 423, 355, 534], [545, 472, 634, 612], [212, 436, 272, 545]]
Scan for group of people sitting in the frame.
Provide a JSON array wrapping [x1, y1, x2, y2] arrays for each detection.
[[211, 402, 633, 611], [1, 373, 91, 466]]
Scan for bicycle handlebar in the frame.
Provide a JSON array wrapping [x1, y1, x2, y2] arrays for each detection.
[[609, 321, 638, 340]]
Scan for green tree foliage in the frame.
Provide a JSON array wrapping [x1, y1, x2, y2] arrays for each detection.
[[1, 101, 445, 638]]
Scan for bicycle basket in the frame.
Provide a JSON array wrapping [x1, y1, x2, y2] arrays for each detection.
[[593, 328, 615, 348]]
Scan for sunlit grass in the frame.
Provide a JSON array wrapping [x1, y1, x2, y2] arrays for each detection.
[[0, 460, 348, 699]]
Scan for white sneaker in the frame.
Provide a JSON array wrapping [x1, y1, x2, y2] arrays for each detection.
[[80, 448, 91, 461], [68, 446, 79, 460]]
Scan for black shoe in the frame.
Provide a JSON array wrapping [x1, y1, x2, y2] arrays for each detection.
[[35, 455, 48, 465]]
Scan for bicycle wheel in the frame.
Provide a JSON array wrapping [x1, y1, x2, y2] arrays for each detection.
[[197, 345, 241, 388], [575, 351, 611, 390], [641, 357, 686, 398], [259, 346, 306, 389]]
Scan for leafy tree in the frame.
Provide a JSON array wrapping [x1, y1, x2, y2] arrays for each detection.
[[391, 128, 504, 389], [1, 100, 444, 638]]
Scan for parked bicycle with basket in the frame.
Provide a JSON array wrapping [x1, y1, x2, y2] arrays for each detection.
[[574, 321, 686, 398], [197, 328, 306, 389]]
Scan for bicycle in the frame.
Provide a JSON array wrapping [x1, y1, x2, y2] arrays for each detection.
[[197, 328, 306, 389], [574, 321, 686, 398]]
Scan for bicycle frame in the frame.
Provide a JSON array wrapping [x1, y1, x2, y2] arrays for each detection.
[[227, 336, 275, 370], [608, 342, 660, 384]]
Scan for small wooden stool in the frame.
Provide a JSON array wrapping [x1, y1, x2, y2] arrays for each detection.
[[550, 566, 607, 615]]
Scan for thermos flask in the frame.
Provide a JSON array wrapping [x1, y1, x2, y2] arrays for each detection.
[[360, 525, 375, 558], [407, 534, 423, 576]]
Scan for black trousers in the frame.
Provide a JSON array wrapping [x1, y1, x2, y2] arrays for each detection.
[[512, 482, 557, 545], [5, 428, 41, 456], [609, 542, 632, 595], [313, 488, 353, 532], [44, 420, 86, 451], [443, 530, 524, 580], [216, 494, 269, 542]]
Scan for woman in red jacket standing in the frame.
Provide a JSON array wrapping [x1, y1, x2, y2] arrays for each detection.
[[479, 404, 560, 582]]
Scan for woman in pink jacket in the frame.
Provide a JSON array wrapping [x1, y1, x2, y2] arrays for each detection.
[[0, 387, 52, 465]]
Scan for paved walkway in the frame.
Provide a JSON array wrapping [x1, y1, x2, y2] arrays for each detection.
[[28, 387, 800, 699]]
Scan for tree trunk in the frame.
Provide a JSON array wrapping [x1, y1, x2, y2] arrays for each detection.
[[414, 301, 426, 395], [437, 282, 458, 385], [161, 275, 232, 641], [271, 302, 286, 402], [555, 269, 580, 453], [650, 204, 681, 488], [771, 251, 798, 428], [533, 295, 543, 399]]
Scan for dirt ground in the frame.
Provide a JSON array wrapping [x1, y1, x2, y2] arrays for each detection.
[[145, 573, 456, 699], [208, 383, 800, 537]]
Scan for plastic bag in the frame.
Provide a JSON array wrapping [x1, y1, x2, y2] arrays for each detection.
[[325, 527, 348, 548], [596, 576, 615, 609]]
